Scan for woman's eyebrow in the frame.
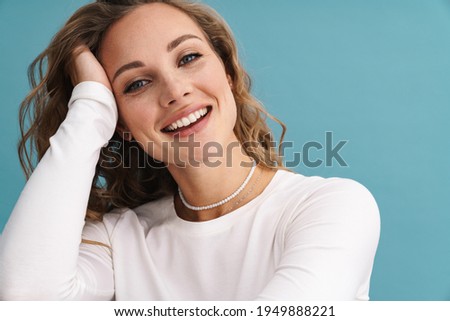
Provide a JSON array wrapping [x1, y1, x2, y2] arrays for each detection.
[[113, 60, 145, 83], [167, 34, 202, 52], [112, 34, 202, 83]]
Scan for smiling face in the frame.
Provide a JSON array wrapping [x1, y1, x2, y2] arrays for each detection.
[[99, 3, 238, 166]]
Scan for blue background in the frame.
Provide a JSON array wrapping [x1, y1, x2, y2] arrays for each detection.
[[1, 0, 449, 300]]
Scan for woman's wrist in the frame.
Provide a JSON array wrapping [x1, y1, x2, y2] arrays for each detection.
[[69, 46, 112, 91]]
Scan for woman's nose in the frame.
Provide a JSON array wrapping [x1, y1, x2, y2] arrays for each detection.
[[159, 72, 192, 108]]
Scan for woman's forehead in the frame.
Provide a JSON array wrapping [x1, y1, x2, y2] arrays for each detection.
[[98, 3, 209, 78], [102, 3, 205, 50]]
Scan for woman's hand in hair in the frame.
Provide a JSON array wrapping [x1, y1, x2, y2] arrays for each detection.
[[69, 45, 112, 91]]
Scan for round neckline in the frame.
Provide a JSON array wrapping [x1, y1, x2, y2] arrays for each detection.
[[167, 169, 288, 235]]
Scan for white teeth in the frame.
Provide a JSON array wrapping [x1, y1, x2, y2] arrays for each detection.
[[164, 107, 210, 132], [181, 117, 190, 126], [188, 114, 197, 123]]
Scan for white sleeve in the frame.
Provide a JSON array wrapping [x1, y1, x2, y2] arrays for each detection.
[[0, 82, 118, 300], [256, 179, 381, 300]]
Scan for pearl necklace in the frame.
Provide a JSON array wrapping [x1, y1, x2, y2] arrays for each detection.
[[178, 159, 257, 211]]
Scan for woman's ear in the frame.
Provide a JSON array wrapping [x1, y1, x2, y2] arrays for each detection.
[[227, 74, 233, 89]]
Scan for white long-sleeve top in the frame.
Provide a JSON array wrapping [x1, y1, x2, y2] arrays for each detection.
[[0, 82, 380, 300]]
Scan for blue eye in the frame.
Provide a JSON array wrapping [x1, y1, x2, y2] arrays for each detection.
[[124, 79, 150, 94], [179, 53, 202, 66]]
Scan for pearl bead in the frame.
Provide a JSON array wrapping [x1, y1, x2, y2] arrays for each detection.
[[178, 159, 257, 211]]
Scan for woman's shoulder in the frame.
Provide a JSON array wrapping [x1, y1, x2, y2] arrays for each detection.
[[269, 169, 379, 222], [266, 170, 380, 255], [274, 169, 374, 197], [97, 196, 174, 233]]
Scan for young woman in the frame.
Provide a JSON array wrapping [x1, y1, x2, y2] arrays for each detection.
[[0, 0, 380, 300]]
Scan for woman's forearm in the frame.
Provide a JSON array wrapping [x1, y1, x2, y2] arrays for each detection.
[[0, 82, 117, 299]]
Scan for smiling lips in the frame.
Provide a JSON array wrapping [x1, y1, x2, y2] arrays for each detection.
[[162, 106, 211, 133]]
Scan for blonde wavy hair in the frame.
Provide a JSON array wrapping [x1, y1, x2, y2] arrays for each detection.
[[18, 0, 286, 220]]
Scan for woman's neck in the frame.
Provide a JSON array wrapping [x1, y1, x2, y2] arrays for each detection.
[[167, 139, 265, 221]]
